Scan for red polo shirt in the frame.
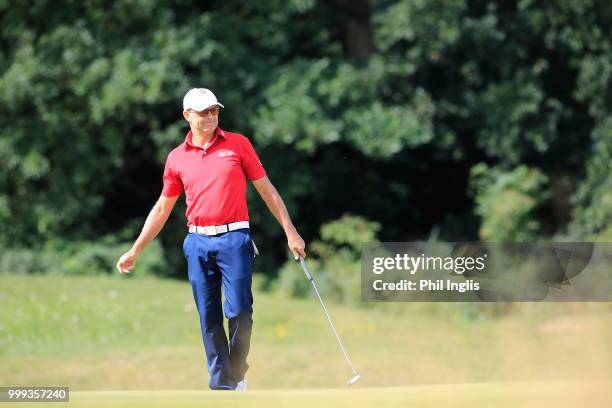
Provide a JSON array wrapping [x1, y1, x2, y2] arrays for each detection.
[[162, 127, 266, 226]]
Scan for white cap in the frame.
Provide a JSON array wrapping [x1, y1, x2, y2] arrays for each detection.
[[183, 88, 224, 111]]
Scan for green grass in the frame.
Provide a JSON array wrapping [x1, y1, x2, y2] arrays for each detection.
[[3, 381, 611, 408], [1, 274, 611, 400]]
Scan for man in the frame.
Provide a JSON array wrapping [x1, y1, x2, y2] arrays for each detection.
[[116, 88, 306, 391]]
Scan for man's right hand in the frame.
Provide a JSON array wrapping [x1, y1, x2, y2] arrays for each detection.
[[116, 249, 139, 274]]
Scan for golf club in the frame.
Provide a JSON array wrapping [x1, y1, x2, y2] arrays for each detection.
[[297, 256, 361, 387]]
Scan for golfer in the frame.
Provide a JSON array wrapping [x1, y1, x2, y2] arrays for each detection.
[[116, 88, 306, 391]]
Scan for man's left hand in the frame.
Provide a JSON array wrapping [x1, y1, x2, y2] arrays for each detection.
[[287, 231, 306, 260]]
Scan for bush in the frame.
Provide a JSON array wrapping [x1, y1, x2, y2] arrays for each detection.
[[0, 238, 169, 277], [274, 214, 380, 305], [0, 248, 63, 274], [470, 164, 549, 241], [570, 118, 612, 240], [60, 241, 167, 277]]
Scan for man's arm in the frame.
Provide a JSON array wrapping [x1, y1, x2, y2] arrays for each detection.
[[252, 176, 306, 260], [116, 194, 179, 273]]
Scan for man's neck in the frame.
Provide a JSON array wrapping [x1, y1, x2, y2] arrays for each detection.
[[191, 128, 216, 148]]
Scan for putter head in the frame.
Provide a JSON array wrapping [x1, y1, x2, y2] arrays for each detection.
[[347, 373, 361, 387]]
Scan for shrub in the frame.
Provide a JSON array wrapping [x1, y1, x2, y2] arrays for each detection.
[[274, 214, 380, 305], [570, 118, 612, 240], [470, 164, 549, 241], [0, 238, 168, 277]]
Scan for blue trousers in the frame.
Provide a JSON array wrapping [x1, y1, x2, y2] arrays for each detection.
[[183, 229, 255, 390]]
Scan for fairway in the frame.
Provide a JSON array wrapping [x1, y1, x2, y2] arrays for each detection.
[[4, 381, 610, 407], [1, 274, 611, 406]]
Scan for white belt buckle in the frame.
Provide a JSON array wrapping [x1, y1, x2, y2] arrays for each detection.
[[204, 226, 217, 235]]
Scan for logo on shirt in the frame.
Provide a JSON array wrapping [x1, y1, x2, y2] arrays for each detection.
[[218, 149, 236, 158]]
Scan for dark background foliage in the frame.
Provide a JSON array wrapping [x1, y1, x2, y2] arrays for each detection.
[[1, 0, 610, 279]]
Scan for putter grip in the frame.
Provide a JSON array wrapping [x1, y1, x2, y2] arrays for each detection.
[[298, 256, 313, 281]]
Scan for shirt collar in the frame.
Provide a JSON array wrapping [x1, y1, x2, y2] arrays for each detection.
[[185, 127, 225, 149]]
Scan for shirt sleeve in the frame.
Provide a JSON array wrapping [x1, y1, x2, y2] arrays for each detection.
[[161, 153, 183, 197], [241, 136, 267, 181]]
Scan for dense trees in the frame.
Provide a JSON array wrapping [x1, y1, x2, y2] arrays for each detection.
[[1, 0, 610, 277]]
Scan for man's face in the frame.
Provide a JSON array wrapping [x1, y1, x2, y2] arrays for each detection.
[[183, 105, 220, 133]]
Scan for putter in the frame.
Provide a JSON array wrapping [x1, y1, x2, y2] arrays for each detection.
[[297, 256, 361, 387]]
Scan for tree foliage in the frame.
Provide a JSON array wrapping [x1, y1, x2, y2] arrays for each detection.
[[1, 0, 610, 276]]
